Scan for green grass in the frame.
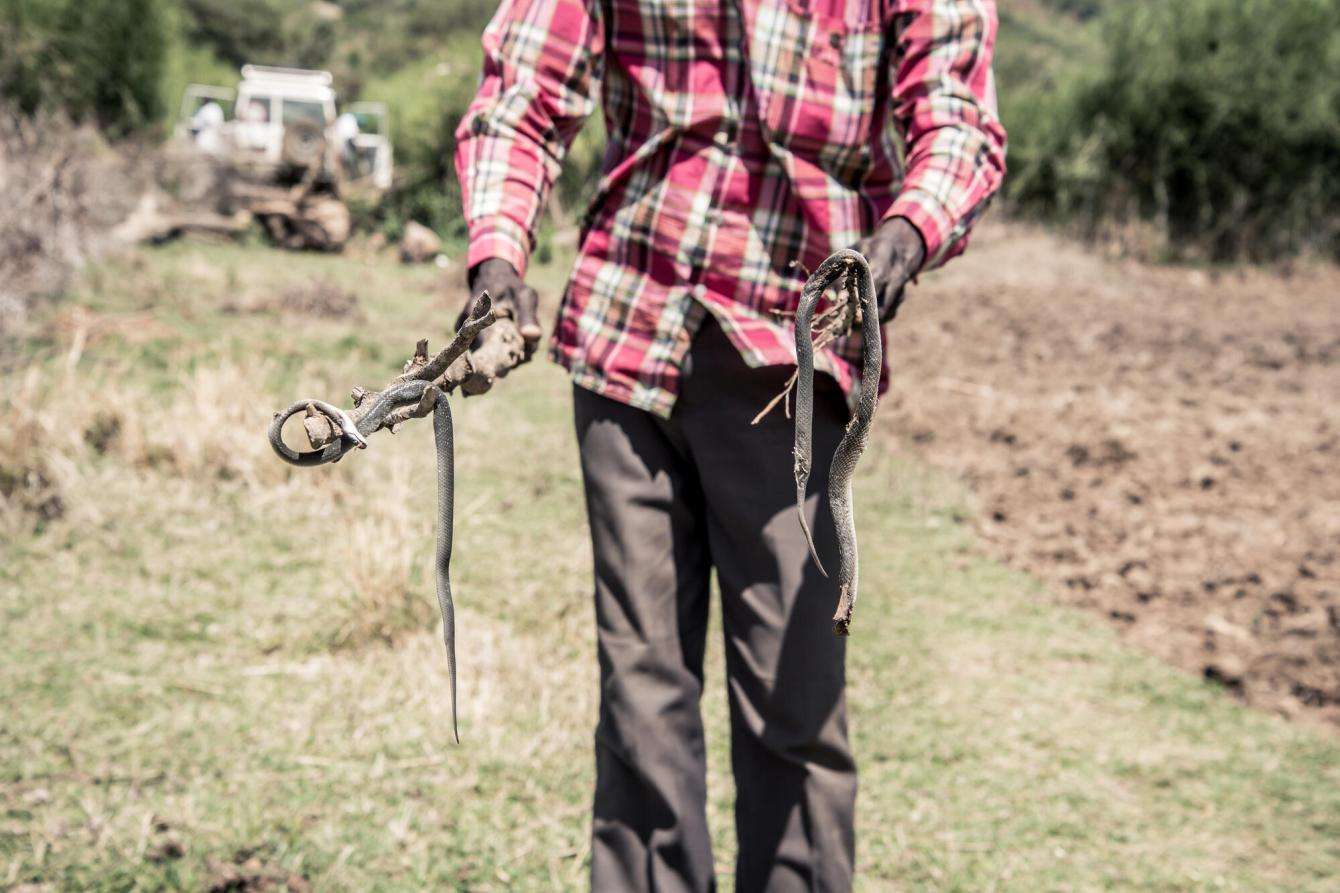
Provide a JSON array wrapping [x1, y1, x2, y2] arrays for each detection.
[[2, 243, 1337, 890]]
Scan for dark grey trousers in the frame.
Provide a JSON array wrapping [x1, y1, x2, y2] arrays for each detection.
[[573, 318, 856, 893]]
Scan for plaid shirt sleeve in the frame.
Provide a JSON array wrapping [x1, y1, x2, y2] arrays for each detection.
[[886, 0, 1008, 269], [454, 0, 603, 277]]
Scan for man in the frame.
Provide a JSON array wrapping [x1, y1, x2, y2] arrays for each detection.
[[455, 0, 1005, 888]]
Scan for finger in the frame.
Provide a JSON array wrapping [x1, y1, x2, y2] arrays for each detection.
[[461, 369, 494, 396], [881, 281, 905, 322], [863, 262, 889, 310], [488, 285, 517, 320], [514, 285, 542, 356]]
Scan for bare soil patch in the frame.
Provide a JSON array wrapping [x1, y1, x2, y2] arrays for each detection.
[[221, 276, 363, 320], [886, 223, 1339, 724], [205, 849, 310, 892]]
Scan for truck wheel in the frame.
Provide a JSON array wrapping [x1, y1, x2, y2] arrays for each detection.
[[294, 198, 351, 251], [281, 120, 327, 171]]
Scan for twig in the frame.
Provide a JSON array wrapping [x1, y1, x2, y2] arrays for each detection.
[[752, 289, 853, 425], [752, 369, 798, 425], [932, 377, 998, 399], [396, 293, 497, 386], [300, 297, 508, 449]]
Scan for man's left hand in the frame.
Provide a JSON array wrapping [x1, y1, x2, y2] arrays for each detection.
[[854, 217, 926, 322]]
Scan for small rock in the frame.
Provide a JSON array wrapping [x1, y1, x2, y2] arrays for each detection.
[[21, 787, 50, 805], [399, 221, 442, 264], [147, 837, 185, 863], [309, 1, 343, 21], [1204, 655, 1246, 688], [1204, 613, 1252, 645]]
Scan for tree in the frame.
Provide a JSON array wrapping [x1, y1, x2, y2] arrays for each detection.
[[0, 0, 171, 135]]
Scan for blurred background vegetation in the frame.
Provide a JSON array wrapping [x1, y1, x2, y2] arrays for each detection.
[[3, 0, 1338, 261], [1001, 0, 1340, 262]]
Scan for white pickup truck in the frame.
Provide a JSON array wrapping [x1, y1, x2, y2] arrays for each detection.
[[171, 66, 394, 249], [179, 65, 393, 192]]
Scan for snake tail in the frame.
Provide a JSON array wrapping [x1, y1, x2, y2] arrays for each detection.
[[431, 390, 459, 744], [795, 479, 828, 577], [833, 584, 853, 636], [268, 377, 462, 741]]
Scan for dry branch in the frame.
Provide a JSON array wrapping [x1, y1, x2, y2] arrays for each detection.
[[753, 288, 854, 425], [299, 300, 518, 450]]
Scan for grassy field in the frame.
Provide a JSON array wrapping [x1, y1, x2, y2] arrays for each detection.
[[2, 241, 1338, 890]]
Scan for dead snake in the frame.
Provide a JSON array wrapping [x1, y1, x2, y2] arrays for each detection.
[[266, 299, 496, 742], [794, 249, 882, 636]]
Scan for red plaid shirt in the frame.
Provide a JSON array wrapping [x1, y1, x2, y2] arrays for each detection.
[[456, 0, 1006, 417]]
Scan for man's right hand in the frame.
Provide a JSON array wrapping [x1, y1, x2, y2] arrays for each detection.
[[463, 258, 543, 358], [455, 258, 543, 394]]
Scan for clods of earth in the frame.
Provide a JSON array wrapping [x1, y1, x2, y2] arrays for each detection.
[[884, 223, 1339, 725]]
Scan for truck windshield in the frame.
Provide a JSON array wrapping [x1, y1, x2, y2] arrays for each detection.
[[240, 97, 273, 123], [352, 111, 384, 135], [282, 100, 327, 126]]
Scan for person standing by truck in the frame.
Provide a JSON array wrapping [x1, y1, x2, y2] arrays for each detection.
[[455, 1, 1006, 888]]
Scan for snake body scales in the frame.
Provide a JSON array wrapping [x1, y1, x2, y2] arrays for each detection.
[[794, 249, 882, 636], [267, 300, 497, 743]]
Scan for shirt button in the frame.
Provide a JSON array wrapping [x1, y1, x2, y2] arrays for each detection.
[[714, 129, 731, 147]]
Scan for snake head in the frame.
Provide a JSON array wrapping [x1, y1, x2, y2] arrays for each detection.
[[331, 407, 368, 449]]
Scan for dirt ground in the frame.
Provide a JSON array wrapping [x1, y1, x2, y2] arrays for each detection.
[[884, 222, 1339, 725]]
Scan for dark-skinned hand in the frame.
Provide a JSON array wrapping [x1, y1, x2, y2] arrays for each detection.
[[462, 258, 543, 354], [444, 257, 545, 393], [452, 258, 544, 394], [853, 216, 926, 322]]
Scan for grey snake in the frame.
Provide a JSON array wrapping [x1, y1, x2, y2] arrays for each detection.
[[267, 298, 497, 742], [794, 249, 882, 636]]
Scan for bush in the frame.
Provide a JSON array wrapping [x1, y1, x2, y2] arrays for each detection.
[[1005, 0, 1340, 261], [367, 36, 606, 249], [0, 0, 171, 135], [0, 108, 147, 336], [177, 1, 506, 86], [178, 0, 289, 68], [1038, 0, 1106, 20]]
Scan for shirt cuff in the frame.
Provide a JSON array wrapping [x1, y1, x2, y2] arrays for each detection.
[[465, 218, 531, 277], [886, 189, 956, 270]]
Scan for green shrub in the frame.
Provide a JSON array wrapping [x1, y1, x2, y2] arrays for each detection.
[[1005, 0, 1340, 261], [177, 1, 354, 89], [363, 50, 476, 244], [1, 0, 172, 135], [176, 1, 505, 84], [341, 0, 501, 75], [366, 35, 606, 250], [178, 0, 289, 68], [1037, 0, 1106, 21]]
